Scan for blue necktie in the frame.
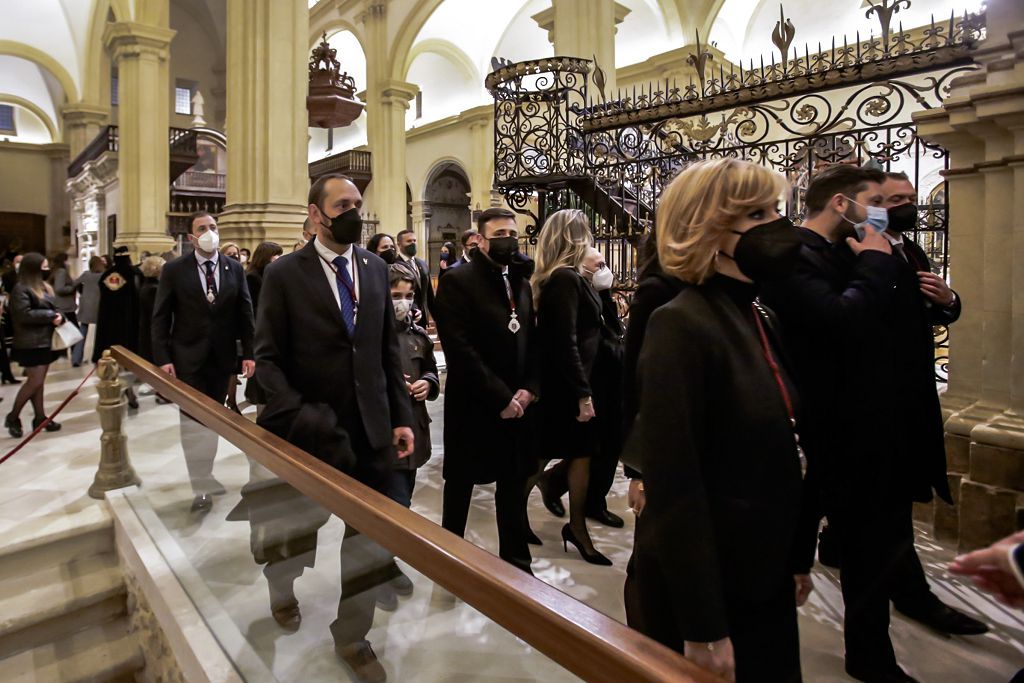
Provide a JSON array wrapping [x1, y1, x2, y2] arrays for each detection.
[[332, 255, 356, 336]]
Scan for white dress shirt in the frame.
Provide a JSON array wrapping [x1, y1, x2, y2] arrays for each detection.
[[194, 251, 221, 295], [313, 238, 360, 320]]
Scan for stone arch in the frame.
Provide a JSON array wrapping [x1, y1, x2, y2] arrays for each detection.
[[421, 159, 472, 265], [387, 0, 447, 81], [0, 41, 78, 103], [82, 0, 121, 106], [403, 38, 478, 84], [0, 95, 59, 142], [310, 18, 367, 53]]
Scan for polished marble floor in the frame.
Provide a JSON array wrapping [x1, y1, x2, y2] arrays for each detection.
[[1, 358, 1022, 682]]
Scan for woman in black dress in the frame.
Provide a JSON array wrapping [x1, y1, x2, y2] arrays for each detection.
[[243, 241, 282, 409], [5, 253, 64, 438], [531, 209, 611, 565], [633, 158, 810, 682]]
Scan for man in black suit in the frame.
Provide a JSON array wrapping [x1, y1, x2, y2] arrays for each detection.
[[450, 229, 481, 270], [152, 211, 255, 513], [394, 228, 434, 321], [432, 207, 538, 575], [255, 173, 413, 683], [877, 172, 986, 636]]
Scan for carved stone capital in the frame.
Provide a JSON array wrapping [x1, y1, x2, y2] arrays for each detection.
[[103, 22, 176, 63]]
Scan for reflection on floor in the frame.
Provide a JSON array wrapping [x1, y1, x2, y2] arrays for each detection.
[[1, 360, 1022, 682]]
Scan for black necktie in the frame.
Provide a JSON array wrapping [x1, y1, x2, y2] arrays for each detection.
[[204, 261, 218, 298]]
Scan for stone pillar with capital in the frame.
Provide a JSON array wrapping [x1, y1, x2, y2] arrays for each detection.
[[104, 19, 176, 257], [533, 0, 629, 98], [409, 200, 431, 249], [217, 0, 310, 247], [913, 0, 1024, 549], [467, 111, 500, 213], [62, 104, 110, 161]]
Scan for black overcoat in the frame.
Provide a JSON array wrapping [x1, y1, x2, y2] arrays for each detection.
[[391, 320, 440, 470], [433, 252, 539, 484], [91, 255, 139, 362]]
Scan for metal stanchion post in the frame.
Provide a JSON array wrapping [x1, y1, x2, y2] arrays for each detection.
[[88, 350, 141, 499]]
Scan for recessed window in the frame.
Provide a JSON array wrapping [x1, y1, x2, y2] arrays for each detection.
[[110, 68, 119, 106], [415, 91, 423, 119], [175, 80, 196, 115], [0, 105, 15, 135]]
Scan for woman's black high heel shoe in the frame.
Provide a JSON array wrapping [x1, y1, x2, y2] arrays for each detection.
[[33, 416, 61, 432], [561, 524, 612, 566], [5, 413, 23, 438]]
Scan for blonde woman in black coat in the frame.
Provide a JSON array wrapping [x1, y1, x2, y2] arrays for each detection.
[[634, 158, 810, 682]]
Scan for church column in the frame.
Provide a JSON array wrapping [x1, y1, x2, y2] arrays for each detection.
[[104, 20, 176, 257], [361, 1, 418, 238], [533, 0, 630, 97], [46, 145, 71, 258], [410, 200, 431, 248], [914, 0, 1024, 550], [61, 104, 110, 161], [466, 111, 500, 213], [217, 0, 309, 247]]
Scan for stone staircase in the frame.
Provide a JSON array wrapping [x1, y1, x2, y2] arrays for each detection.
[[0, 506, 144, 682]]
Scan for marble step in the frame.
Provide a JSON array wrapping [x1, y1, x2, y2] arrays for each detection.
[[0, 552, 126, 659], [0, 617, 143, 683], [0, 504, 113, 580]]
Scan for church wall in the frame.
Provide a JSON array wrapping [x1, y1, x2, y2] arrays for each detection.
[[169, 2, 224, 131], [0, 143, 53, 221]]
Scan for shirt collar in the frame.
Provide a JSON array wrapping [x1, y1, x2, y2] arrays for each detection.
[[313, 236, 353, 263], [399, 252, 415, 263], [883, 231, 904, 246], [195, 251, 219, 266]]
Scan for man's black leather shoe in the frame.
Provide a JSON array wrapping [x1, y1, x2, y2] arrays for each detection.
[[896, 601, 989, 635], [587, 509, 625, 528]]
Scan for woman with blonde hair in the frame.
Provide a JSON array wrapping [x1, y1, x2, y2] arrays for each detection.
[[530, 209, 612, 564], [220, 242, 241, 261], [632, 158, 809, 681]]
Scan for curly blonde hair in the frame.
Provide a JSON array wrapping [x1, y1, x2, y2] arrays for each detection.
[[657, 158, 789, 284]]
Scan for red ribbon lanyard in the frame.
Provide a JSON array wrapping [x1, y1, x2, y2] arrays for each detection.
[[318, 253, 359, 306], [751, 302, 794, 425]]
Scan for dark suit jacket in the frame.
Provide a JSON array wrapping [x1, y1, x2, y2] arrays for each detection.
[[634, 275, 803, 643], [433, 252, 539, 484], [255, 240, 412, 471], [396, 256, 435, 321], [151, 252, 255, 377]]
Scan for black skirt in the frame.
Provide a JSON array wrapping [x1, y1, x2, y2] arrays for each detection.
[[13, 347, 59, 367]]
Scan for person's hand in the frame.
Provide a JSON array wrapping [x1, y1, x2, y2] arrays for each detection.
[[241, 360, 255, 379], [409, 379, 431, 401], [513, 389, 534, 408], [949, 531, 1024, 607], [684, 638, 735, 682], [794, 574, 814, 607], [577, 397, 595, 422], [393, 426, 415, 458], [847, 227, 892, 256], [628, 479, 646, 517], [412, 308, 423, 324], [160, 363, 176, 378], [500, 398, 524, 419], [52, 313, 63, 326], [918, 271, 955, 307]]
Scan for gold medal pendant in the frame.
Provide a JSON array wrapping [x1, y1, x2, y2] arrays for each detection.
[[508, 313, 520, 334], [207, 288, 215, 303]]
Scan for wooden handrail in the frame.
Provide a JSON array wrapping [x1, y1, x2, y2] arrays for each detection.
[[110, 346, 721, 683]]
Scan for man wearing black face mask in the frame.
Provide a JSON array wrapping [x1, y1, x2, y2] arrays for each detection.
[[395, 229, 434, 323], [877, 173, 981, 639], [255, 173, 414, 681], [433, 207, 540, 574]]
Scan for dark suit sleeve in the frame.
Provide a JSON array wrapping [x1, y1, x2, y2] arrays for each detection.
[[762, 249, 898, 335], [904, 241, 961, 326], [381, 265, 413, 430], [638, 306, 728, 642], [254, 262, 306, 429], [539, 271, 592, 399], [150, 263, 176, 367], [434, 273, 515, 413], [236, 263, 256, 360]]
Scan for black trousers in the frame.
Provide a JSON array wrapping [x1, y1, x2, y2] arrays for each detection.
[[178, 366, 232, 495], [441, 472, 532, 571], [830, 498, 924, 673]]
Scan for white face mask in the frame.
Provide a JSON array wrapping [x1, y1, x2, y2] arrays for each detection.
[[196, 229, 220, 253], [591, 266, 614, 291], [392, 298, 413, 321]]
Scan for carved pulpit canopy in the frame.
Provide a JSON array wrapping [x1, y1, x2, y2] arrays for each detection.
[[308, 32, 364, 129]]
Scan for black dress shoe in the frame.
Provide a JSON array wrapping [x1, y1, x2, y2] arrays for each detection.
[[1, 377, 21, 385], [895, 601, 989, 635], [32, 416, 61, 432], [190, 494, 213, 513], [376, 587, 398, 612], [391, 571, 414, 597], [5, 413, 22, 439], [586, 509, 625, 528], [335, 640, 387, 683], [271, 601, 301, 631], [846, 664, 918, 682], [538, 480, 565, 518]]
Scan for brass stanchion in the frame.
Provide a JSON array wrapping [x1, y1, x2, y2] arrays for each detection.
[[88, 350, 141, 499]]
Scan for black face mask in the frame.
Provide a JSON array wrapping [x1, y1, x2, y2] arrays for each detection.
[[724, 217, 802, 282], [487, 236, 519, 266], [379, 247, 397, 264], [320, 206, 362, 245], [402, 243, 417, 257], [887, 203, 917, 233]]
